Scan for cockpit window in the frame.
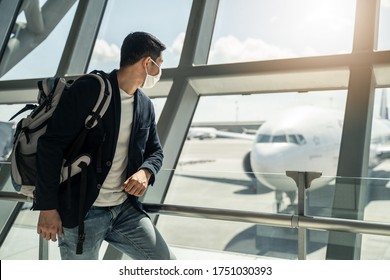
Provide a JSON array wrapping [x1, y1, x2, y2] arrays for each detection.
[[256, 134, 271, 143], [256, 133, 306, 145], [288, 135, 299, 144], [272, 135, 287, 143], [296, 134, 306, 144]]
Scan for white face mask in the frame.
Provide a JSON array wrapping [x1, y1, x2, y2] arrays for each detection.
[[141, 59, 161, 89]]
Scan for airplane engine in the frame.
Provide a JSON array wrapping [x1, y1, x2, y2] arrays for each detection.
[[242, 151, 255, 179]]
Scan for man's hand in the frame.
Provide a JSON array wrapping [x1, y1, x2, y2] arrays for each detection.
[[122, 168, 151, 197], [37, 209, 62, 242]]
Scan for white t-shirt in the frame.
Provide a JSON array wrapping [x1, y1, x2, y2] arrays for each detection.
[[93, 88, 134, 207]]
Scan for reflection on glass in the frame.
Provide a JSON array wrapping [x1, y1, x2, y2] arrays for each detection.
[[87, 0, 192, 72], [209, 0, 356, 64], [0, 2, 78, 80]]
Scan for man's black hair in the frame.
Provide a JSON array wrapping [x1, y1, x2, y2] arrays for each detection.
[[120, 31, 166, 67]]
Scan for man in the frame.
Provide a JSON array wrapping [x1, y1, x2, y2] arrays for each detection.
[[35, 32, 175, 260]]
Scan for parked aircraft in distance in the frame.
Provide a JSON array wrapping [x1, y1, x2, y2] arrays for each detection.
[[187, 127, 217, 140], [216, 92, 390, 211]]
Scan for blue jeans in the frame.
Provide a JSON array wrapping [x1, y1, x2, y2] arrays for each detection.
[[58, 199, 175, 260]]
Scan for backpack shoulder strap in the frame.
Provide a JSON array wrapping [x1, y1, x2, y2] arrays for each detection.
[[83, 71, 112, 129], [64, 72, 111, 162]]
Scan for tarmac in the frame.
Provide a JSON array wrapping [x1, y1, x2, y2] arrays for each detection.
[[1, 138, 389, 260]]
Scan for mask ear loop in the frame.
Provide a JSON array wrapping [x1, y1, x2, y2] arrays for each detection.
[[148, 58, 161, 77]]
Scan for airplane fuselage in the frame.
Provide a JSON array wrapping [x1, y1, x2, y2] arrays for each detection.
[[251, 107, 342, 192], [248, 106, 390, 192]]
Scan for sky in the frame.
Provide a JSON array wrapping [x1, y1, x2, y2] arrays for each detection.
[[1, 0, 390, 123]]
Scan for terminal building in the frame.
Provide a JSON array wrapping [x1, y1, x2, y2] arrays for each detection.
[[0, 0, 390, 260]]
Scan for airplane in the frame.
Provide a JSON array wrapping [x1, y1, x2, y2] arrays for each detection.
[[187, 127, 217, 140], [215, 90, 390, 212]]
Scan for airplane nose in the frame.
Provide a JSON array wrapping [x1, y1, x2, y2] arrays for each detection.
[[250, 143, 298, 191], [251, 143, 285, 172]]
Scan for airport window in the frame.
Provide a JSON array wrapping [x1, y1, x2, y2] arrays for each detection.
[[369, 87, 390, 161], [0, 104, 28, 193], [158, 90, 350, 258], [360, 87, 390, 258], [87, 0, 192, 72], [208, 0, 356, 64], [150, 97, 167, 122], [0, 104, 29, 123], [0, 1, 78, 80], [377, 0, 390, 51]]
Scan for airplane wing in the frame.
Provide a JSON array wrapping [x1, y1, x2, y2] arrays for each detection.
[[215, 130, 255, 141]]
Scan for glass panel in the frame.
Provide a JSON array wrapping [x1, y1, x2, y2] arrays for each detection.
[[315, 174, 390, 259], [0, 104, 27, 123], [151, 97, 167, 122], [307, 231, 390, 260], [209, 0, 356, 64], [87, 0, 192, 72], [1, 104, 27, 159], [370, 87, 390, 181], [0, 1, 78, 80], [158, 174, 390, 259], [361, 234, 390, 259], [157, 216, 292, 259], [0, 104, 33, 194], [359, 87, 390, 259], [161, 90, 347, 213], [377, 0, 390, 51], [0, 206, 42, 260]]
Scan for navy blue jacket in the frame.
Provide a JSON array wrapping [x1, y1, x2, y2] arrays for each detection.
[[35, 70, 163, 227]]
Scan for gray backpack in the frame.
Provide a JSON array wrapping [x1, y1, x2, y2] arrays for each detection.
[[9, 71, 112, 198]]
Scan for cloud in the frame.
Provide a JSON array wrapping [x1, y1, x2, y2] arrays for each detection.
[[168, 32, 185, 56], [208, 35, 295, 64], [166, 32, 297, 65], [92, 39, 120, 62], [91, 32, 315, 67]]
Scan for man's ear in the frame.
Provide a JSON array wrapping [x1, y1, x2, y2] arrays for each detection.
[[141, 56, 150, 68]]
